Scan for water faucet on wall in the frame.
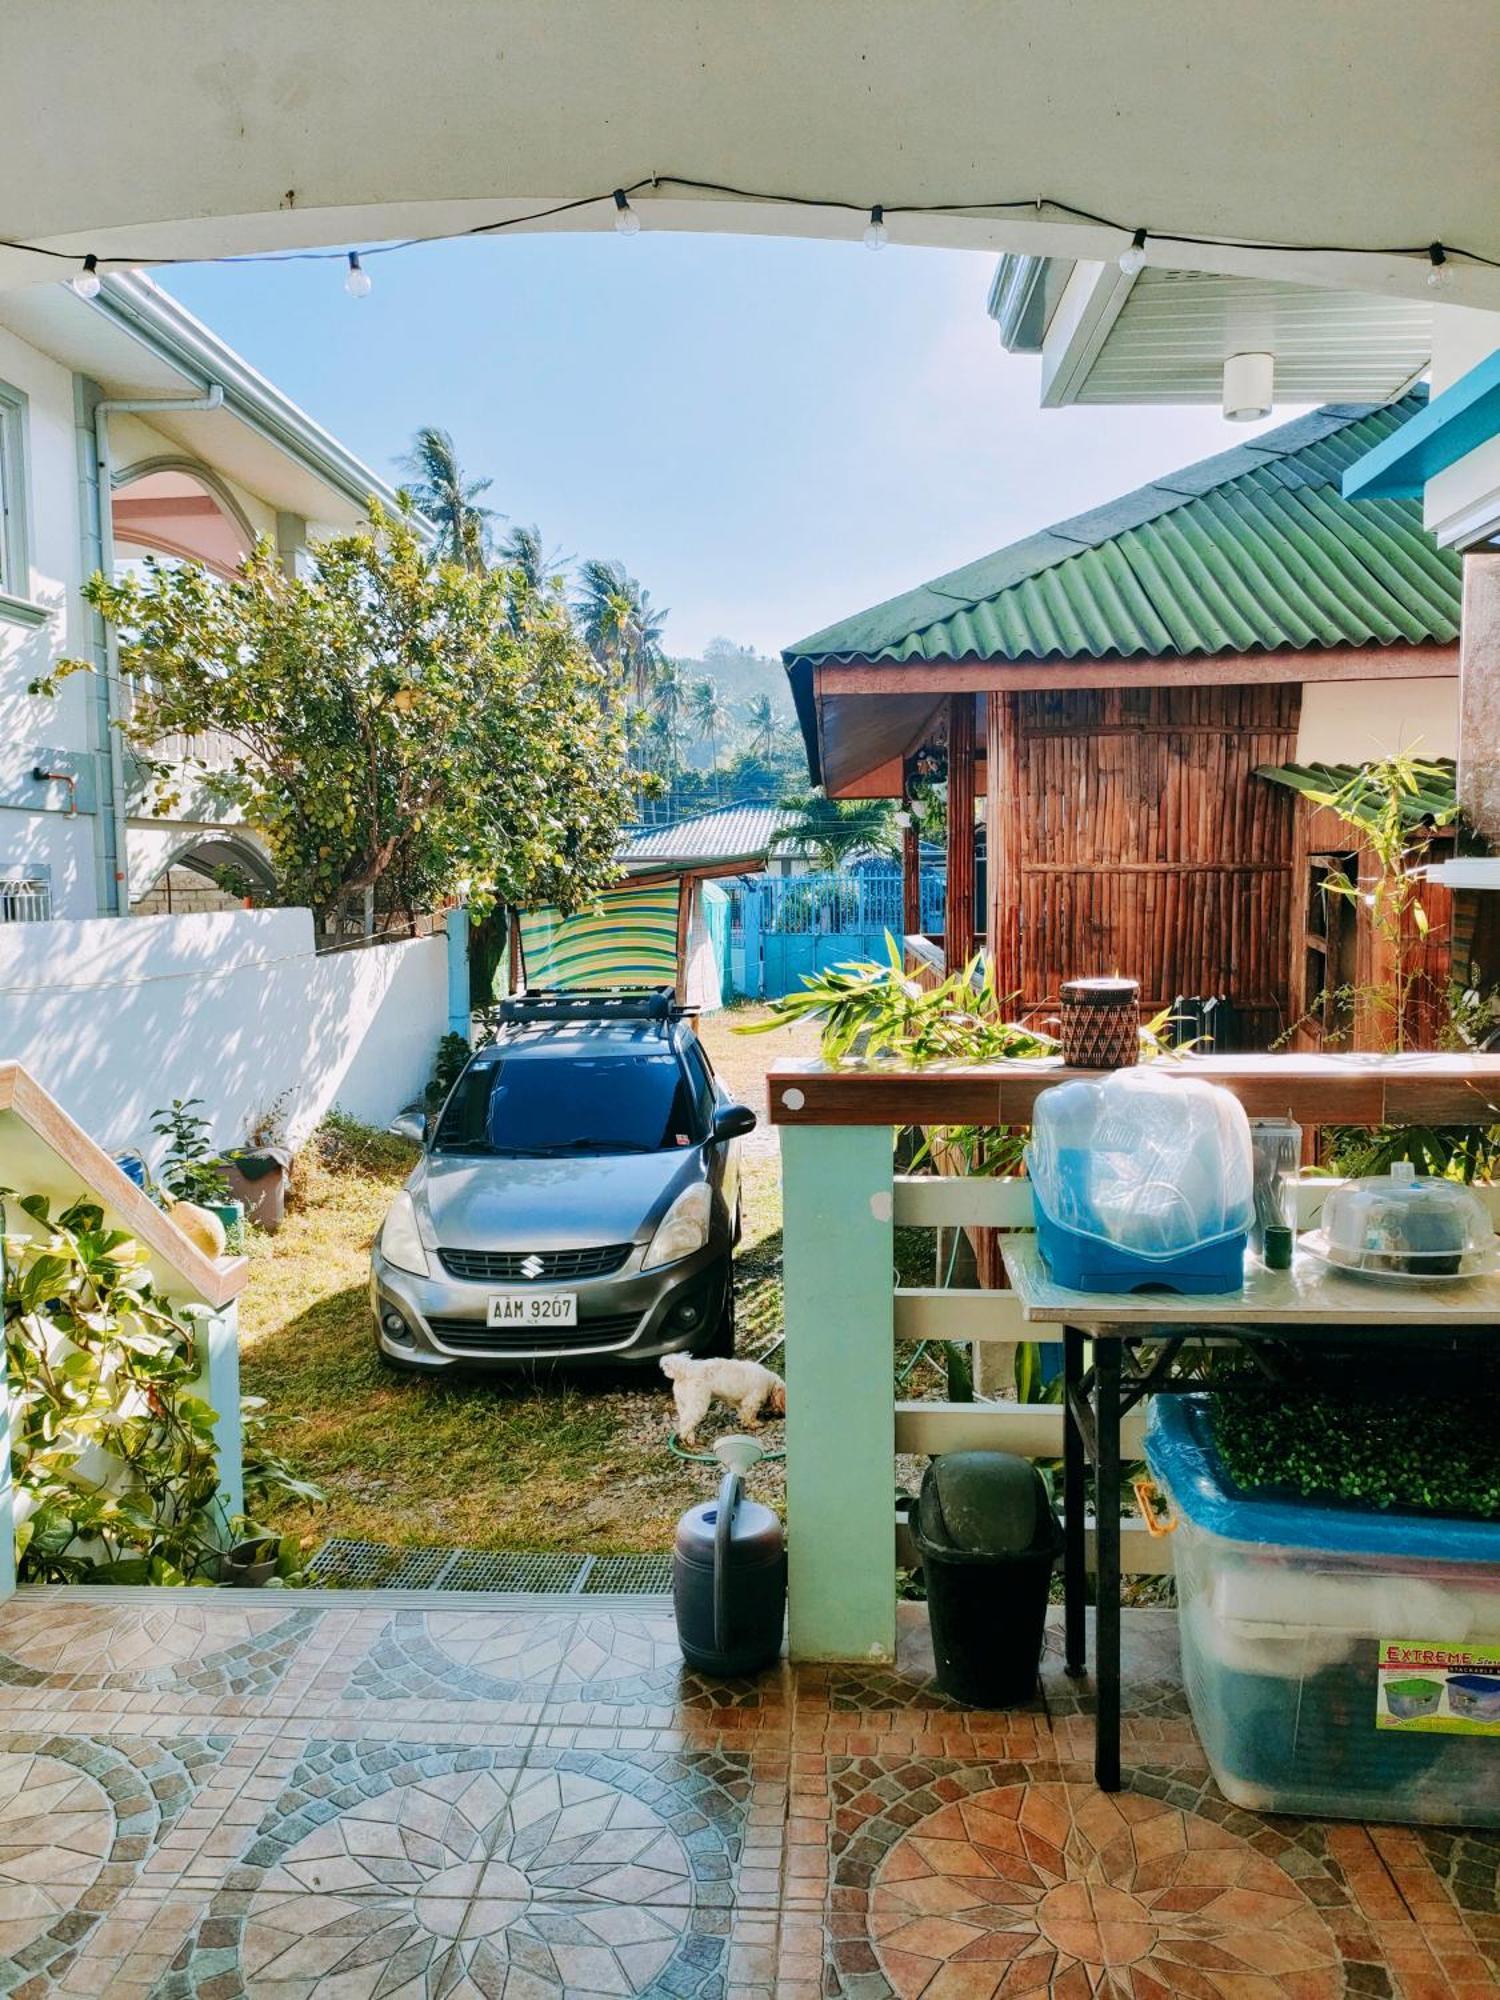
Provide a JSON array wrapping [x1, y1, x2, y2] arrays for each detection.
[[32, 766, 78, 816]]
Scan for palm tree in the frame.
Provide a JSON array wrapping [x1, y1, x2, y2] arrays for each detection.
[[574, 559, 668, 705], [687, 677, 730, 770], [651, 658, 686, 769], [496, 523, 568, 633], [743, 692, 783, 762], [777, 788, 900, 871], [399, 427, 498, 570]]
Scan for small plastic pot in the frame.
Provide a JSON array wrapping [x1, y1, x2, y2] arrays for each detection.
[[223, 1536, 279, 1587]]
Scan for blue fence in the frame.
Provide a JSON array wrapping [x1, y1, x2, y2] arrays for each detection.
[[726, 868, 946, 1000]]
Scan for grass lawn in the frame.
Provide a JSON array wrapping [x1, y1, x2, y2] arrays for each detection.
[[242, 1005, 826, 1557]]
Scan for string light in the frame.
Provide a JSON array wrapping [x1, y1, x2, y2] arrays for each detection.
[[343, 251, 372, 297], [1118, 228, 1148, 277], [16, 181, 1494, 292]]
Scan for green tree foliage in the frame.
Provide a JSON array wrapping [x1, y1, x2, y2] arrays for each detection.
[[40, 505, 635, 931], [776, 787, 900, 870], [399, 426, 498, 570]]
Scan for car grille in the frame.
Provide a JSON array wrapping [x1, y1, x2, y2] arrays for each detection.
[[425, 1312, 643, 1351], [436, 1243, 633, 1282]]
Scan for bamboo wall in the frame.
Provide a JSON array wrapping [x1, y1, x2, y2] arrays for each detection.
[[987, 683, 1300, 1045]]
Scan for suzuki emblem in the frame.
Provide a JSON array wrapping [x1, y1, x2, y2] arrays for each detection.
[[519, 1254, 546, 1280]]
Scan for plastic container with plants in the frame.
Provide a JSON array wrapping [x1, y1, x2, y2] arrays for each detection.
[[1143, 1353, 1500, 1827]]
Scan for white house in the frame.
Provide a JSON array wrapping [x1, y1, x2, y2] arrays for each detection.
[[0, 271, 410, 922]]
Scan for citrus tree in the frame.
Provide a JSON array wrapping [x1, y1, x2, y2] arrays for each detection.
[[40, 504, 635, 930]]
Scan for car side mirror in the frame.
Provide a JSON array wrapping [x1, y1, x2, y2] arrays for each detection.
[[712, 1104, 757, 1143], [389, 1109, 429, 1146]]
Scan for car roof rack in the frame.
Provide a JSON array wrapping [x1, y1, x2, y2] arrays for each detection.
[[498, 986, 684, 1026]]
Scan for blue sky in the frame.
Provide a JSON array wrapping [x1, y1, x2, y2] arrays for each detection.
[[168, 233, 1268, 660]]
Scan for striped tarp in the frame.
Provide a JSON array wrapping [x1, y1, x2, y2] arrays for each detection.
[[518, 880, 681, 989]]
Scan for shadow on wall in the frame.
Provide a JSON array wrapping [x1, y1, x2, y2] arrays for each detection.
[[0, 907, 446, 1159]]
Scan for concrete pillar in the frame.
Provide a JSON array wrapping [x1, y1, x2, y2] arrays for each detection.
[[783, 1122, 896, 1662], [446, 904, 471, 1037], [192, 1300, 243, 1540], [1458, 553, 1500, 843]]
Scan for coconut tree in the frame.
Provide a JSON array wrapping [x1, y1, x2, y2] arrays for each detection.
[[651, 658, 687, 770], [399, 427, 498, 570], [687, 676, 730, 770], [743, 691, 785, 762], [497, 523, 568, 633], [574, 558, 668, 705]]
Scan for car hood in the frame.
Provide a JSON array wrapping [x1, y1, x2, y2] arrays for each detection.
[[412, 1147, 702, 1251]]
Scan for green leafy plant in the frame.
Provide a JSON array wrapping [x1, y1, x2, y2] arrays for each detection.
[[738, 934, 1057, 1066], [150, 1098, 230, 1207], [3, 1192, 317, 1583], [426, 1032, 475, 1111]]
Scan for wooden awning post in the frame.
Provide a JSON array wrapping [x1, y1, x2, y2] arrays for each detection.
[[901, 812, 921, 938], [944, 695, 977, 974]]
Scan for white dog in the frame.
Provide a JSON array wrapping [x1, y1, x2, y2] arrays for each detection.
[[660, 1353, 786, 1444]]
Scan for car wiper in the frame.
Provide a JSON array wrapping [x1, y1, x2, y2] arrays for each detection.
[[538, 1138, 652, 1153]]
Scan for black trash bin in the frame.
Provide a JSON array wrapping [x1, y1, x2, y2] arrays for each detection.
[[915, 1450, 1062, 1706]]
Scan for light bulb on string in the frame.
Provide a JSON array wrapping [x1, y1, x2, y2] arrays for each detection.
[[71, 254, 102, 300], [863, 205, 888, 251], [612, 190, 641, 236], [344, 252, 372, 298], [1427, 243, 1454, 290], [1118, 228, 1148, 277]]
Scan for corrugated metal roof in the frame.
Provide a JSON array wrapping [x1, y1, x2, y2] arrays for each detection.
[[616, 803, 792, 869], [784, 394, 1460, 671], [1256, 759, 1456, 823]]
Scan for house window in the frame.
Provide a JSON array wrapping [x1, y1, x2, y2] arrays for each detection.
[[0, 380, 29, 598], [0, 868, 52, 923]]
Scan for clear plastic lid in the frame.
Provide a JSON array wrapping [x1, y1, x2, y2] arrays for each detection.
[[1028, 1069, 1254, 1258], [1320, 1163, 1496, 1276]]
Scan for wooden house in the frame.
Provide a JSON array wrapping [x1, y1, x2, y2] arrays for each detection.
[[783, 395, 1478, 1050]]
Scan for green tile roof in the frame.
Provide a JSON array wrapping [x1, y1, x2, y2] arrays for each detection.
[[1256, 759, 1457, 825], [784, 395, 1461, 672]]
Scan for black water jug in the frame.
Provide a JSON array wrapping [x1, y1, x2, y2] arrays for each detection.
[[672, 1462, 786, 1675]]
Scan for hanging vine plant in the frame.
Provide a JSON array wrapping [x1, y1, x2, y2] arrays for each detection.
[[3, 1191, 318, 1584]]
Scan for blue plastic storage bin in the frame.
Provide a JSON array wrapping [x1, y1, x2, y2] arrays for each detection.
[[1031, 1183, 1247, 1294], [1147, 1394, 1500, 1825]]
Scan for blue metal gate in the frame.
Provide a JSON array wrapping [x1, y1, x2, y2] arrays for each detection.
[[725, 868, 946, 999]]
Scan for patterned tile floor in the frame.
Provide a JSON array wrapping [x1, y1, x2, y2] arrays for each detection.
[[0, 1588, 1494, 1998]]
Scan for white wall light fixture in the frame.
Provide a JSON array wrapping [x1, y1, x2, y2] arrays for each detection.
[[1223, 351, 1274, 422]]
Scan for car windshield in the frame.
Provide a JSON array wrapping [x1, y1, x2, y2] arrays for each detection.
[[434, 1050, 699, 1156]]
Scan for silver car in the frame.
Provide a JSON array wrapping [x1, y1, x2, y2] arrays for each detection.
[[371, 989, 755, 1371]]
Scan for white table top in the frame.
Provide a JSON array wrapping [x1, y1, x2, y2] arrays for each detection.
[[1001, 1235, 1500, 1328]]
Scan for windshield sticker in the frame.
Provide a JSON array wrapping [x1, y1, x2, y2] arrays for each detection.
[[1377, 1640, 1500, 1736]]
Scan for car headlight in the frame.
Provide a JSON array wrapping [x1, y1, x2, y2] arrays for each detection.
[[643, 1183, 712, 1271], [380, 1191, 430, 1278]]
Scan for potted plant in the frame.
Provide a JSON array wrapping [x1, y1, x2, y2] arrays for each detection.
[[150, 1097, 245, 1251]]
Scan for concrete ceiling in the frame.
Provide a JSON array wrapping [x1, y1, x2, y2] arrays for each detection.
[[3, 1, 1500, 304]]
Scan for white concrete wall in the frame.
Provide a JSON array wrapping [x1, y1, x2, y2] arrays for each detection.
[[0, 905, 445, 1160], [1295, 678, 1460, 764], [1425, 305, 1500, 546]]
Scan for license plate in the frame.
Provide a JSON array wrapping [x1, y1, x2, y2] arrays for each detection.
[[487, 1292, 578, 1327]]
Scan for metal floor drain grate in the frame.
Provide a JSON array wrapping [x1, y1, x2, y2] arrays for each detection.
[[433, 1551, 590, 1593], [304, 1539, 669, 1594], [584, 1554, 673, 1593], [305, 1540, 455, 1589]]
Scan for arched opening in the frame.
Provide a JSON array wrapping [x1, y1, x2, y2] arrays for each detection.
[[112, 459, 257, 580], [131, 831, 276, 916]]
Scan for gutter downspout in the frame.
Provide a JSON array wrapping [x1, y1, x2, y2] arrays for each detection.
[[88, 384, 224, 915]]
